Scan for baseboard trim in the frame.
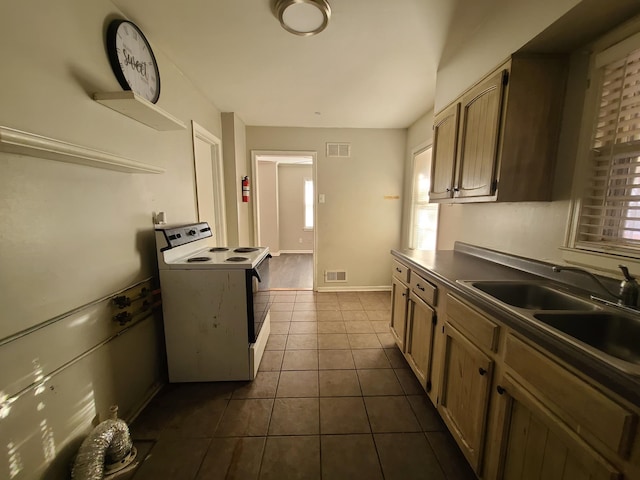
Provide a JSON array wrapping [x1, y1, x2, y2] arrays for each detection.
[[279, 250, 313, 254], [316, 285, 391, 293], [125, 380, 165, 424]]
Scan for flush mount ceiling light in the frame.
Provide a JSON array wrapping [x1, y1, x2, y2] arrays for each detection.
[[275, 0, 331, 36]]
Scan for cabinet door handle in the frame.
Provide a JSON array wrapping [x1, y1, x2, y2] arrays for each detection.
[[417, 284, 425, 292], [478, 367, 487, 376], [395, 267, 402, 273], [496, 385, 506, 395], [453, 187, 460, 192], [402, 292, 407, 297]]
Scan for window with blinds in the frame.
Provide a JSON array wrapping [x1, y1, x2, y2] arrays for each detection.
[[576, 36, 640, 253], [410, 146, 438, 250]]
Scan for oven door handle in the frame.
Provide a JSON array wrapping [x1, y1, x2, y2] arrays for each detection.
[[251, 268, 262, 283], [251, 254, 271, 283]]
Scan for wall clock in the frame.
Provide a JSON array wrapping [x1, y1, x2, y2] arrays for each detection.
[[106, 19, 161, 104]]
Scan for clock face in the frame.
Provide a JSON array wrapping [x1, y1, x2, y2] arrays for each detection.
[[107, 20, 160, 103]]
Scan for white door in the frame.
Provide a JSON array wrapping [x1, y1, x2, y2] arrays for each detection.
[[192, 121, 227, 245]]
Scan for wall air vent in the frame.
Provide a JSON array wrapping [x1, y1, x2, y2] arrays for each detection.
[[326, 143, 351, 158], [325, 270, 347, 282]]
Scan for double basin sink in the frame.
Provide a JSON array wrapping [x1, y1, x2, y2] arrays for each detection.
[[457, 280, 640, 375]]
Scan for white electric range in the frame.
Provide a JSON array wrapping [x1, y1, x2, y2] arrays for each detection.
[[155, 222, 272, 382]]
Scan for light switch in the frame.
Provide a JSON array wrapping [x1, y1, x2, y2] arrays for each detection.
[[319, 194, 325, 204]]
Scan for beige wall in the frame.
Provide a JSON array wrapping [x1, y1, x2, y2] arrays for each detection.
[[278, 164, 314, 251], [222, 112, 252, 245], [0, 0, 221, 477], [436, 0, 580, 112], [246, 127, 406, 289]]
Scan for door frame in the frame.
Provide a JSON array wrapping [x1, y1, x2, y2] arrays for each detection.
[[251, 149, 317, 290], [192, 121, 227, 245]]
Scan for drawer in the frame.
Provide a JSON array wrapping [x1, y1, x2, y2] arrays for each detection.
[[446, 294, 500, 352], [392, 259, 410, 283], [505, 333, 637, 457], [410, 271, 437, 306]]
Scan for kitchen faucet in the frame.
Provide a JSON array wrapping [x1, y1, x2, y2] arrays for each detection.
[[551, 264, 639, 308]]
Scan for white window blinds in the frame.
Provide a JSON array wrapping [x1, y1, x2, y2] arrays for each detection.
[[577, 41, 640, 251]]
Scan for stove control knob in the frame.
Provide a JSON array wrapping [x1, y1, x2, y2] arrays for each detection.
[[187, 229, 197, 236]]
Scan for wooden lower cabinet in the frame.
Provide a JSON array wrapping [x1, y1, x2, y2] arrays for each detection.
[[406, 291, 436, 391], [439, 322, 494, 473], [489, 374, 622, 480], [390, 276, 409, 350]]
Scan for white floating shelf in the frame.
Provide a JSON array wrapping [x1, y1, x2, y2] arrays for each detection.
[[93, 91, 186, 131], [0, 126, 165, 174]]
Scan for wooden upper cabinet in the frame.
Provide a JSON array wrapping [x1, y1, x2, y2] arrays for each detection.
[[430, 102, 459, 200], [430, 55, 567, 203], [456, 70, 505, 199]]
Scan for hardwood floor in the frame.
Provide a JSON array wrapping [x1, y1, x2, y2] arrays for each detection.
[[269, 253, 313, 289]]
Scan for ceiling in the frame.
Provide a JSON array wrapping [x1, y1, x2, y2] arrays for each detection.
[[110, 0, 460, 129]]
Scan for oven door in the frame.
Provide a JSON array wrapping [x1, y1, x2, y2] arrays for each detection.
[[246, 253, 271, 343]]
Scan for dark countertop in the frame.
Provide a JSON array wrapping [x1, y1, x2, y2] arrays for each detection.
[[392, 243, 640, 406]]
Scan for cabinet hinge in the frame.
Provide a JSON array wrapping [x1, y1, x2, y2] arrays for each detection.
[[492, 179, 498, 193], [441, 325, 444, 334], [426, 380, 432, 392], [502, 70, 509, 86], [432, 316, 437, 326]]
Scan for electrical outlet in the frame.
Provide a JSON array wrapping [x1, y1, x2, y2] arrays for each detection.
[[299, 237, 303, 243]]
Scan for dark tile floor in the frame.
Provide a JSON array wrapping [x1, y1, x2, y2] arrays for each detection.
[[127, 290, 475, 480]]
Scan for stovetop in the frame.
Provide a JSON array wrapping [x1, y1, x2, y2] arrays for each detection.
[[162, 245, 269, 269], [155, 223, 269, 270]]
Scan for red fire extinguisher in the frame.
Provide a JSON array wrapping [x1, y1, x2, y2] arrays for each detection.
[[242, 176, 250, 202]]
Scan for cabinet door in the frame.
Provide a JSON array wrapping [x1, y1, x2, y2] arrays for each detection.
[[490, 374, 622, 480], [455, 69, 506, 199], [406, 292, 436, 391], [430, 102, 460, 200], [390, 276, 409, 351], [439, 322, 493, 473]]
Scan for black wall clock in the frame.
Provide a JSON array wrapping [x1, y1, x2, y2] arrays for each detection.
[[106, 19, 161, 104]]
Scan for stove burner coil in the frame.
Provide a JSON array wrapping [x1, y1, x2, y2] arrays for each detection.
[[209, 247, 230, 252], [187, 256, 211, 262], [226, 256, 249, 262], [234, 247, 259, 253]]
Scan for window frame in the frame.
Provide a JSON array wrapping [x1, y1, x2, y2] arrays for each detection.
[[303, 177, 314, 231], [409, 144, 439, 251], [563, 16, 640, 275]]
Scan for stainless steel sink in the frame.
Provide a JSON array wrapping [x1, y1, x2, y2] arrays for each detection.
[[456, 279, 640, 375], [533, 312, 640, 365], [468, 281, 598, 311]]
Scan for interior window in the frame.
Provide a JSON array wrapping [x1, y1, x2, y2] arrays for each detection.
[[304, 178, 314, 229], [574, 32, 640, 256], [410, 146, 438, 250]]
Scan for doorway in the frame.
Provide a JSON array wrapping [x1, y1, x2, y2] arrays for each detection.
[[192, 121, 227, 246], [251, 150, 317, 290]]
